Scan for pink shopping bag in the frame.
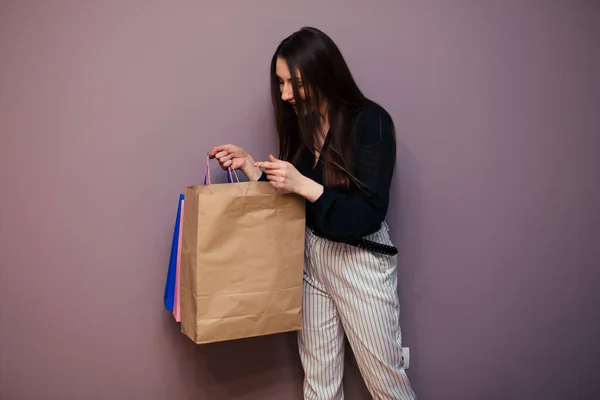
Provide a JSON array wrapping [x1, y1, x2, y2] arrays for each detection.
[[173, 198, 184, 322]]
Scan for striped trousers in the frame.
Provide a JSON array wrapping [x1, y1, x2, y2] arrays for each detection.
[[298, 223, 416, 400]]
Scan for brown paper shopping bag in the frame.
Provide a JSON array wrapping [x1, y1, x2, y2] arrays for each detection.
[[179, 159, 306, 344]]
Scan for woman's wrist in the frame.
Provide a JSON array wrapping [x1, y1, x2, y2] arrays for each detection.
[[241, 158, 262, 181], [297, 176, 324, 202]]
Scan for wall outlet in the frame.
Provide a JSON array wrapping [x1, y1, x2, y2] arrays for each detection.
[[402, 347, 410, 369]]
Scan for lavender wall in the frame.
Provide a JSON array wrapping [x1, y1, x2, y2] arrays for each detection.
[[1, 1, 599, 399]]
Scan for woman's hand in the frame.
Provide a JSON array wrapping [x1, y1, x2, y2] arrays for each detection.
[[255, 155, 324, 201], [208, 144, 262, 181]]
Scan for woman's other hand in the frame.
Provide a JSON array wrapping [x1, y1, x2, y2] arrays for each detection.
[[255, 155, 323, 201]]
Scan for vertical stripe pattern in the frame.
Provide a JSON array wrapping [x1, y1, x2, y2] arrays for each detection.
[[298, 223, 417, 400]]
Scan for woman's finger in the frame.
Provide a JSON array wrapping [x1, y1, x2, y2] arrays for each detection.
[[269, 179, 284, 189], [266, 169, 283, 176], [208, 147, 220, 158], [267, 173, 286, 182], [220, 153, 234, 163], [255, 161, 285, 169], [215, 150, 231, 159], [264, 162, 286, 171], [256, 161, 274, 169]]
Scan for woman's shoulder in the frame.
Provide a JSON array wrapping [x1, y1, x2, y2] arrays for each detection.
[[352, 103, 394, 141], [354, 103, 392, 122]]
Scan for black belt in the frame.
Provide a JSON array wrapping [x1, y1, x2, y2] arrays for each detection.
[[307, 225, 398, 256]]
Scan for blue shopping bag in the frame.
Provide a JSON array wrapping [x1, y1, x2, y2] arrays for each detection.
[[164, 193, 184, 311]]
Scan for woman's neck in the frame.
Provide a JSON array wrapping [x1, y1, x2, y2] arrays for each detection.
[[316, 107, 330, 145]]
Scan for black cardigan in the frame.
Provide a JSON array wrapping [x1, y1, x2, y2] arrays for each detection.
[[259, 104, 396, 243]]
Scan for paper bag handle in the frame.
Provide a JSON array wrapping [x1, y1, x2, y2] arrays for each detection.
[[204, 154, 283, 205], [204, 154, 240, 185]]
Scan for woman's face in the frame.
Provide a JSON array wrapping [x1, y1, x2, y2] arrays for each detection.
[[276, 57, 305, 113]]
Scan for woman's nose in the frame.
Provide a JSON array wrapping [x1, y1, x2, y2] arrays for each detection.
[[281, 89, 293, 101], [281, 83, 293, 101]]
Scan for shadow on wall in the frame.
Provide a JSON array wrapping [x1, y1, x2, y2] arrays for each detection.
[[388, 142, 423, 389], [161, 310, 382, 399], [162, 313, 305, 399]]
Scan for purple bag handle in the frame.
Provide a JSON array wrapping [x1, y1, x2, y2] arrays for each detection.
[[204, 154, 239, 185]]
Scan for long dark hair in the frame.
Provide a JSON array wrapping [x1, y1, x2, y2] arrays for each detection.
[[270, 26, 395, 190]]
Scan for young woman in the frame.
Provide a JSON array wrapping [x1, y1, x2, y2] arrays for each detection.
[[209, 27, 416, 400]]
